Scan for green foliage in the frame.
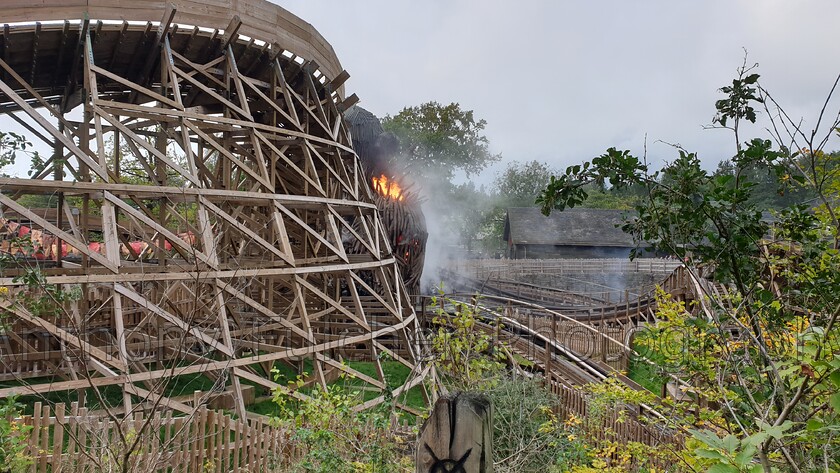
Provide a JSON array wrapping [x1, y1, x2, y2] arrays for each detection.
[[382, 101, 500, 181], [9, 266, 81, 319], [538, 66, 840, 471], [0, 235, 81, 331], [536, 147, 649, 215], [713, 70, 761, 128], [488, 377, 589, 473], [483, 160, 560, 245], [446, 182, 497, 253], [269, 372, 413, 473], [689, 426, 793, 473], [429, 292, 506, 390], [0, 131, 40, 177], [494, 160, 559, 207], [427, 294, 591, 472], [712, 158, 816, 211], [0, 397, 33, 473], [577, 184, 642, 210], [626, 351, 668, 395]]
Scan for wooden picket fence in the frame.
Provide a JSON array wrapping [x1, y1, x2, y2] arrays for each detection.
[[549, 381, 683, 470], [15, 402, 300, 472], [550, 381, 675, 445], [15, 401, 418, 472]]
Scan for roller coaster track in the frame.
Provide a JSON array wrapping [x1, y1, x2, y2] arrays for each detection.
[[423, 293, 647, 387], [419, 263, 714, 446], [443, 263, 693, 324], [419, 292, 690, 446]]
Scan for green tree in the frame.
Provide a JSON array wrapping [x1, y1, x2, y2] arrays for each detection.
[[713, 158, 817, 211], [537, 64, 840, 472], [0, 131, 40, 178], [577, 183, 642, 210], [382, 101, 500, 181], [493, 160, 558, 207], [447, 182, 495, 253]]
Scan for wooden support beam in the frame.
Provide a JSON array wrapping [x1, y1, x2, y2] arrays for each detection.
[[327, 70, 350, 92], [0, 15, 425, 413], [60, 17, 89, 113], [219, 15, 242, 52], [338, 93, 360, 112], [133, 4, 176, 87], [29, 22, 41, 85]]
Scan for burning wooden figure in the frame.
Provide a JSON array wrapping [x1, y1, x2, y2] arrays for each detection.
[[346, 106, 428, 294]]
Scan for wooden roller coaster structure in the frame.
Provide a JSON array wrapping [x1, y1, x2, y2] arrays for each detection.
[[0, 1, 428, 417]]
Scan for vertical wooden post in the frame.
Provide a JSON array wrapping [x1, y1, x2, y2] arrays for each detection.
[[54, 121, 64, 264], [416, 393, 493, 473], [549, 313, 557, 384], [543, 324, 551, 386]]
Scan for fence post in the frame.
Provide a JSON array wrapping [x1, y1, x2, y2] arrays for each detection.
[[416, 393, 493, 473], [549, 313, 557, 384], [53, 403, 65, 473]]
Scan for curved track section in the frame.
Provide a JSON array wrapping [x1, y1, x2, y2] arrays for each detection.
[[0, 1, 425, 417], [424, 294, 688, 446], [447, 265, 692, 323]]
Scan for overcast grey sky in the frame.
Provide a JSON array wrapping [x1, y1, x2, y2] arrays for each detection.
[[277, 0, 840, 184]]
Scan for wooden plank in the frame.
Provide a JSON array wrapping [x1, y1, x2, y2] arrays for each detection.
[[274, 202, 345, 261], [51, 403, 65, 473], [38, 403, 49, 472], [94, 108, 200, 186], [0, 299, 127, 372], [232, 417, 241, 471], [0, 256, 396, 286], [171, 62, 252, 120], [114, 283, 233, 357], [91, 64, 183, 110], [200, 197, 293, 265], [103, 192, 216, 267], [294, 275, 369, 330], [0, 72, 111, 182]]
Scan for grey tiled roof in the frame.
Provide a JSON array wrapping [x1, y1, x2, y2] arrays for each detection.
[[503, 207, 635, 247]]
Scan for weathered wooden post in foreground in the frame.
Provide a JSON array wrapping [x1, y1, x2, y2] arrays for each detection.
[[416, 392, 493, 473]]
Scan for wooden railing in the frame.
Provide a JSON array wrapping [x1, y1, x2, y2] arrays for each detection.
[[419, 265, 693, 464], [451, 258, 682, 279], [548, 381, 682, 469]]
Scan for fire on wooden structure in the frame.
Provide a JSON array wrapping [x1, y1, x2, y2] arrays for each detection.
[[0, 1, 428, 417], [344, 105, 428, 295], [369, 177, 427, 295]]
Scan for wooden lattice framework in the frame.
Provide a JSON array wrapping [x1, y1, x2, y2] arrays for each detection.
[[0, 1, 427, 417]]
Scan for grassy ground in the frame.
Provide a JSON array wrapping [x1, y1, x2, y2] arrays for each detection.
[[626, 354, 667, 395], [4, 358, 427, 417], [249, 360, 427, 417]]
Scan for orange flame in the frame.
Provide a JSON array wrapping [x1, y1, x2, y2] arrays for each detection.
[[371, 175, 405, 201]]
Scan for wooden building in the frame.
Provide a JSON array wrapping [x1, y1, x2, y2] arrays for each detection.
[[503, 207, 638, 259]]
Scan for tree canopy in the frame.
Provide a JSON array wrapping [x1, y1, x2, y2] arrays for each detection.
[[382, 101, 500, 181], [493, 159, 558, 207]]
